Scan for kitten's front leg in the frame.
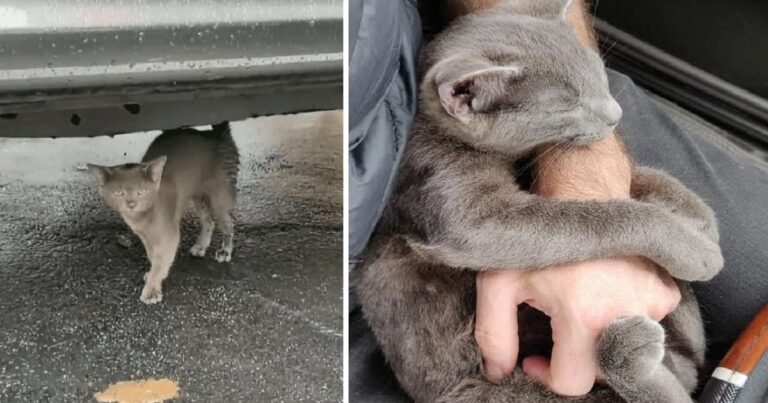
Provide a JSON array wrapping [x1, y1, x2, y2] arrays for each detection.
[[140, 228, 180, 304], [598, 316, 695, 403], [631, 167, 718, 243], [410, 195, 722, 281]]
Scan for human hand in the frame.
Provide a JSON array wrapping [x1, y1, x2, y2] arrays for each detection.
[[475, 256, 680, 396]]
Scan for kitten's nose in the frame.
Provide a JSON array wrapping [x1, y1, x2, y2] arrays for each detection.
[[126, 200, 137, 209], [586, 98, 623, 127], [603, 99, 623, 127]]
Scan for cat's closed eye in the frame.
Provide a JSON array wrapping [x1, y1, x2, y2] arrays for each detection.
[[483, 51, 517, 66], [114, 190, 125, 196], [137, 189, 145, 196]]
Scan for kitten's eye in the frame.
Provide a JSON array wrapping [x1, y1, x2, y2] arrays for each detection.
[[136, 190, 145, 196], [114, 190, 124, 196]]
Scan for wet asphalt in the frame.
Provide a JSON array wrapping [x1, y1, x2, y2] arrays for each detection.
[[0, 111, 343, 402]]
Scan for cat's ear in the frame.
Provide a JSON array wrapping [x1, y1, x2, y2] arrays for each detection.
[[508, 0, 572, 20], [86, 164, 112, 185], [437, 65, 524, 122], [142, 156, 167, 182]]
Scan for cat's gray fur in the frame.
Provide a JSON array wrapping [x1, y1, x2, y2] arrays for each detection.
[[88, 122, 239, 304], [353, 1, 724, 402]]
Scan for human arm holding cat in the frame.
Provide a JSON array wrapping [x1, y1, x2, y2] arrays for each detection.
[[501, 162, 719, 395], [400, 125, 719, 399], [474, 1, 696, 397], [434, 0, 719, 397]]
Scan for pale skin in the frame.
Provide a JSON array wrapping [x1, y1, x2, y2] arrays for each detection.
[[445, 0, 683, 397]]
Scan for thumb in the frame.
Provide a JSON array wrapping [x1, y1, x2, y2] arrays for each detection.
[[524, 315, 597, 396], [475, 272, 520, 382]]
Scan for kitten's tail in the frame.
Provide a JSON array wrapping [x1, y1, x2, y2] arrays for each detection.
[[211, 121, 231, 136], [210, 121, 240, 185], [210, 121, 234, 146]]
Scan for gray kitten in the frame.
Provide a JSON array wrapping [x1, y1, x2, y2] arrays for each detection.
[[88, 122, 239, 304], [353, 1, 723, 402]]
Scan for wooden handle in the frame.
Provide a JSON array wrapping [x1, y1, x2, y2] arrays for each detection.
[[720, 303, 768, 375], [700, 303, 768, 403]]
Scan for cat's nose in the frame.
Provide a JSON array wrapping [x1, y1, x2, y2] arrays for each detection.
[[126, 200, 137, 209], [586, 98, 623, 127], [603, 99, 623, 127]]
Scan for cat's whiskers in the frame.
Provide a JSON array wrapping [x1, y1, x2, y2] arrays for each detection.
[[511, 143, 562, 183], [611, 84, 630, 100], [530, 143, 574, 190], [601, 39, 620, 60]]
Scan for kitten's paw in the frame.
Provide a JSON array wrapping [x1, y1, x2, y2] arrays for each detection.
[[666, 234, 724, 282], [215, 248, 232, 263], [658, 214, 724, 282], [598, 316, 664, 384], [140, 284, 163, 305], [189, 244, 207, 257]]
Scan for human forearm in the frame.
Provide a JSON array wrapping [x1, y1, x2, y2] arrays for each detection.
[[564, 0, 598, 51], [534, 134, 632, 200], [535, 0, 631, 201]]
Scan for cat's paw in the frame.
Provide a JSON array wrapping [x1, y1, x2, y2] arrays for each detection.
[[657, 212, 724, 282], [140, 283, 163, 305], [597, 316, 664, 385], [215, 248, 232, 263], [668, 232, 723, 282], [189, 243, 207, 257]]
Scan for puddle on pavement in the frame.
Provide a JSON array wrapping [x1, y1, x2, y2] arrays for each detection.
[[94, 378, 179, 403]]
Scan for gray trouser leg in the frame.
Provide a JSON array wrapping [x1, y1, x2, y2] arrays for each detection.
[[609, 70, 768, 376]]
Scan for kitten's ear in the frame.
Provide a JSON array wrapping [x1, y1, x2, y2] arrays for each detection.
[[437, 65, 523, 122], [142, 156, 167, 182], [508, 0, 572, 20], [86, 164, 112, 185]]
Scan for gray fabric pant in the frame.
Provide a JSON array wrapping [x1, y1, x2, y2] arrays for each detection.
[[609, 71, 768, 377], [349, 0, 768, 400]]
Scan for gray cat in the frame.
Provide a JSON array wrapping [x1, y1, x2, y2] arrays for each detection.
[[88, 122, 239, 304], [353, 1, 723, 402]]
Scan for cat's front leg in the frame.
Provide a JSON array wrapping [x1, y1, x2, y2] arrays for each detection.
[[410, 195, 722, 281], [140, 228, 180, 304], [631, 167, 719, 243], [597, 316, 695, 403]]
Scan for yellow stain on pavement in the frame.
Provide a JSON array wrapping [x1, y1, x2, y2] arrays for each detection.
[[94, 378, 179, 403]]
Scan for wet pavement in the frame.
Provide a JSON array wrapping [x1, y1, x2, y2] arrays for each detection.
[[0, 111, 343, 402]]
